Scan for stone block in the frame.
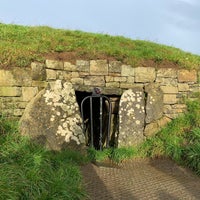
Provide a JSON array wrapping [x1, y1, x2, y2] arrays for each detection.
[[0, 87, 21, 97], [156, 77, 178, 85], [157, 68, 177, 78], [62, 72, 72, 80], [31, 62, 46, 81], [120, 83, 136, 89], [105, 76, 114, 82], [84, 76, 105, 87], [114, 77, 127, 82], [102, 87, 122, 95], [46, 69, 57, 80], [71, 72, 79, 78], [144, 122, 159, 137], [127, 76, 135, 83], [160, 86, 178, 94], [178, 69, 197, 83], [178, 83, 190, 92], [12, 68, 32, 86], [108, 61, 122, 73], [157, 116, 171, 128], [22, 87, 38, 101], [71, 78, 83, 85], [79, 72, 89, 78], [0, 68, 32, 87], [64, 62, 77, 71], [118, 88, 145, 147], [90, 60, 108, 75], [121, 65, 134, 76], [56, 71, 64, 79], [145, 84, 163, 123], [171, 104, 187, 113], [106, 82, 120, 88], [31, 81, 48, 88], [135, 67, 156, 83], [46, 60, 63, 70], [163, 94, 177, 104], [0, 70, 16, 86], [14, 109, 24, 117], [76, 60, 90, 72]]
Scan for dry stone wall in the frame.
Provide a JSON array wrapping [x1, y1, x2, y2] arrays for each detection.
[[0, 59, 199, 148]]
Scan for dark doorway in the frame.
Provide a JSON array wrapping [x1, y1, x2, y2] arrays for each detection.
[[75, 91, 120, 149]]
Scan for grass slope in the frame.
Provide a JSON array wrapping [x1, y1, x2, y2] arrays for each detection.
[[0, 23, 200, 69]]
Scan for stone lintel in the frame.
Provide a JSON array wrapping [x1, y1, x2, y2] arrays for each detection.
[[84, 76, 105, 86]]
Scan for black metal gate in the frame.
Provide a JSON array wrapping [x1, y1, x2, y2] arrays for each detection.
[[81, 91, 112, 150]]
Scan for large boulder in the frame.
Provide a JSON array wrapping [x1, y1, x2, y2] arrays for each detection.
[[118, 88, 145, 147], [19, 80, 85, 151]]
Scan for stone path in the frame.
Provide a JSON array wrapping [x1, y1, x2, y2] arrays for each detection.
[[81, 158, 200, 200]]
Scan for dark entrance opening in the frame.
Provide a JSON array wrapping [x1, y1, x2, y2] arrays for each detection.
[[75, 91, 121, 149]]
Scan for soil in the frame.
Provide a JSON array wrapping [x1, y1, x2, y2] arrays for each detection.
[[44, 52, 180, 69]]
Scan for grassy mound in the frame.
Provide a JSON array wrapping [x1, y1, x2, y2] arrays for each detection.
[[1, 23, 200, 69]]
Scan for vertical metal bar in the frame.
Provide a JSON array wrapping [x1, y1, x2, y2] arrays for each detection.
[[99, 96, 103, 150], [107, 99, 112, 148], [81, 99, 85, 134], [90, 97, 94, 148]]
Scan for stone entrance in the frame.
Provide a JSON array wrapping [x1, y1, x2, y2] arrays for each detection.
[[75, 90, 121, 149]]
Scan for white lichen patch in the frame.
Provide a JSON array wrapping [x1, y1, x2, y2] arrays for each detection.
[[136, 120, 140, 125], [43, 80, 83, 145], [127, 108, 135, 116], [136, 104, 140, 109]]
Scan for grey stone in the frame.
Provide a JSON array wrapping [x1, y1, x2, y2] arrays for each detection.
[[109, 61, 122, 73], [90, 60, 108, 75], [118, 87, 145, 147], [19, 80, 85, 151], [84, 76, 105, 87], [135, 67, 156, 83], [76, 60, 90, 72], [46, 60, 63, 70], [145, 84, 163, 123], [31, 62, 46, 81], [121, 65, 134, 76], [0, 87, 21, 97]]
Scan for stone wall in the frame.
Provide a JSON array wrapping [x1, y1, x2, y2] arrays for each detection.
[[0, 59, 199, 147]]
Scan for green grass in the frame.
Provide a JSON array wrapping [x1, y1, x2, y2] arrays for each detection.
[[0, 116, 88, 200], [0, 23, 200, 69], [138, 99, 200, 175], [0, 97, 199, 199]]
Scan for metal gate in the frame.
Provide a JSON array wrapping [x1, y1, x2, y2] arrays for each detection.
[[81, 91, 112, 150]]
